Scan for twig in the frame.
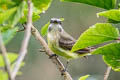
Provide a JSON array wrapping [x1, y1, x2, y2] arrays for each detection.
[[31, 26, 73, 80], [12, 0, 33, 79], [104, 66, 111, 80], [0, 32, 14, 80]]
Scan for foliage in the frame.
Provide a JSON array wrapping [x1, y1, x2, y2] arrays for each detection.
[[0, 53, 24, 80], [8, 1, 26, 27], [0, 7, 17, 24], [71, 23, 119, 52], [0, 0, 52, 45], [0, 70, 8, 80], [41, 22, 50, 36], [92, 43, 120, 71], [61, 0, 116, 10], [97, 9, 120, 23], [79, 75, 90, 80], [32, 0, 52, 13], [0, 53, 18, 67], [20, 0, 52, 23], [1, 27, 18, 44]]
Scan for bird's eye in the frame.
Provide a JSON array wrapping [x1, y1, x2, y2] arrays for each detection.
[[50, 18, 62, 24], [50, 20, 54, 23], [48, 26, 52, 32], [58, 21, 61, 24]]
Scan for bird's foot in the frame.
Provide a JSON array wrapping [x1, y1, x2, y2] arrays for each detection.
[[61, 61, 69, 75], [49, 54, 58, 58], [61, 69, 66, 76]]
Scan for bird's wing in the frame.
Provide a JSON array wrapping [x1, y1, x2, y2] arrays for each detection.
[[59, 31, 92, 53], [59, 31, 76, 50]]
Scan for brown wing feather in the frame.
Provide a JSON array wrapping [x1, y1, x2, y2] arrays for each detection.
[[59, 31, 91, 54], [59, 31, 76, 50]]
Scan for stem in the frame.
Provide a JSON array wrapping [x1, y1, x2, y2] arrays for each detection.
[[31, 26, 73, 80], [104, 66, 111, 80], [12, 0, 33, 79], [0, 32, 14, 80]]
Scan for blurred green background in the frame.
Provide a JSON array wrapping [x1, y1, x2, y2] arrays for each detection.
[[6, 0, 120, 80]]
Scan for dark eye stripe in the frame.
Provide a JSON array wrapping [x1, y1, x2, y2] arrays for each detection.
[[48, 26, 52, 32], [58, 21, 61, 24], [50, 18, 62, 24]]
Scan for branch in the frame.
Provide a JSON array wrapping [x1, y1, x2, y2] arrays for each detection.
[[104, 66, 111, 80], [12, 0, 33, 79], [31, 26, 73, 80], [0, 32, 14, 80]]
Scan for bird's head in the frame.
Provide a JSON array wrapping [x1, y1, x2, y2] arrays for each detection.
[[48, 18, 63, 33]]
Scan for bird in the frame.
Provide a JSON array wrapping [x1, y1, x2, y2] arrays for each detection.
[[47, 18, 93, 61]]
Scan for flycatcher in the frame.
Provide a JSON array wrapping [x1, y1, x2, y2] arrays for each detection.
[[47, 18, 93, 60]]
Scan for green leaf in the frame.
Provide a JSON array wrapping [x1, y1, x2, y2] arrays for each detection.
[[108, 19, 120, 23], [92, 43, 120, 71], [0, 70, 8, 80], [71, 23, 119, 52], [61, 0, 116, 10], [1, 27, 18, 44], [12, 0, 23, 6], [0, 53, 24, 76], [19, 9, 27, 23], [8, 1, 26, 27], [98, 9, 120, 22], [0, 26, 11, 32], [32, 12, 40, 22], [20, 7, 40, 23], [79, 75, 90, 80], [20, 0, 52, 23], [41, 18, 64, 36], [32, 0, 52, 13], [0, 69, 22, 80], [41, 22, 50, 36], [0, 7, 17, 24], [118, 3, 120, 9], [0, 53, 18, 67], [0, 0, 15, 11]]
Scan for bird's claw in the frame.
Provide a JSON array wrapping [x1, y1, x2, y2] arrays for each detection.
[[49, 54, 58, 58], [61, 69, 66, 76]]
